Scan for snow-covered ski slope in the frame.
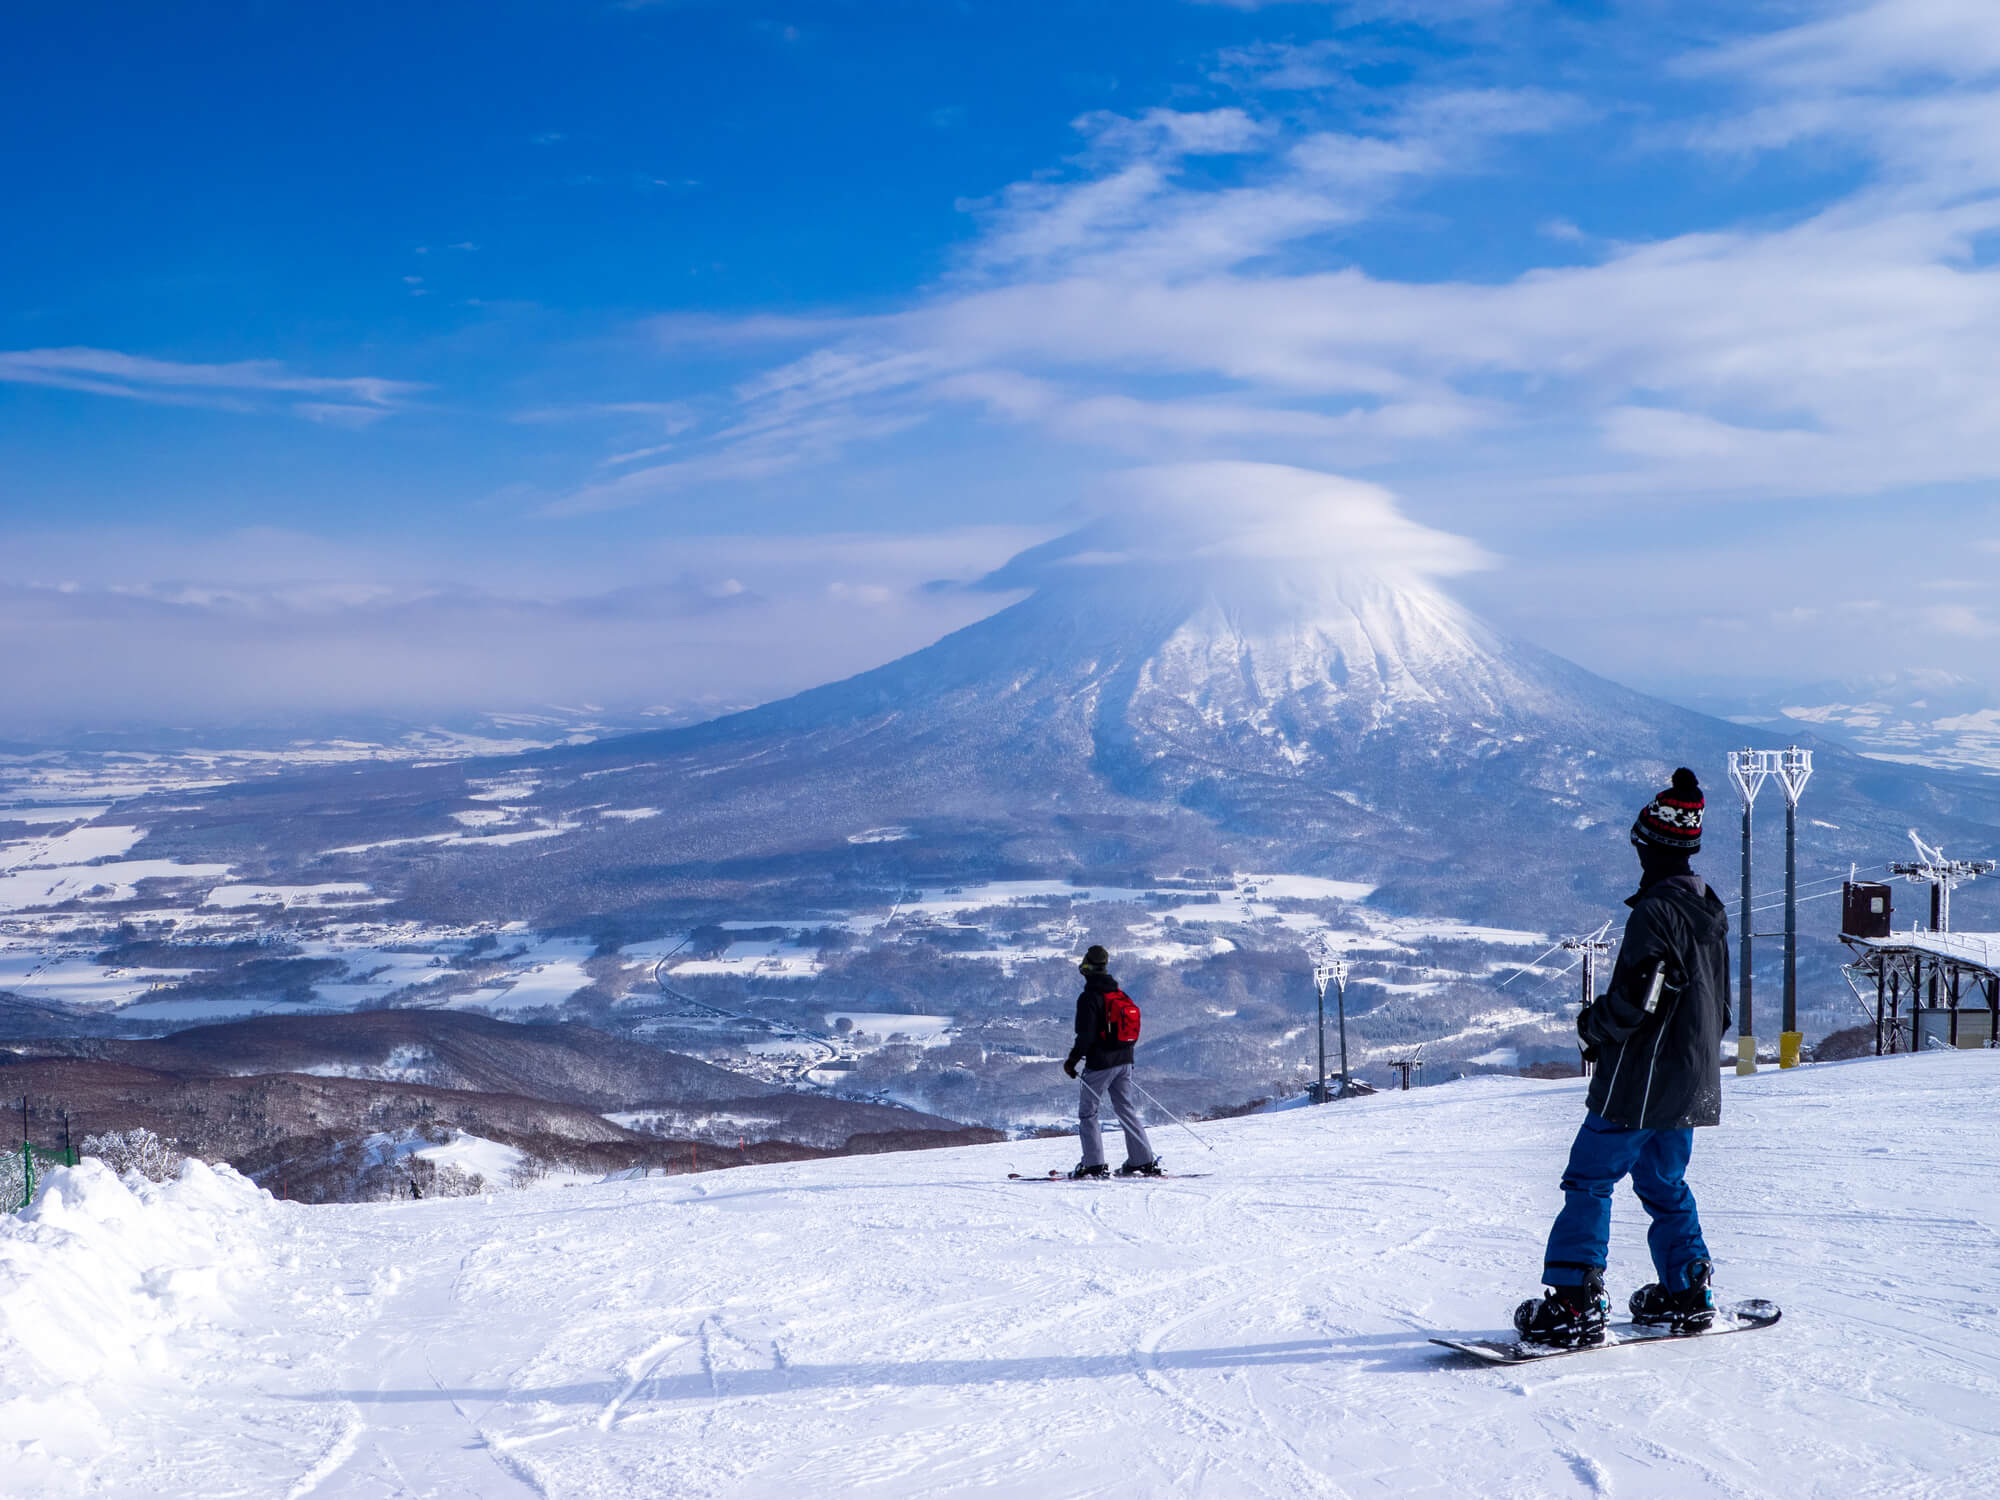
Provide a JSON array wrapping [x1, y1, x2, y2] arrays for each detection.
[[8, 1054, 1999, 1499]]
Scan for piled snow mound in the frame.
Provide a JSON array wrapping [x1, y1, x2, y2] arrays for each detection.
[[0, 1158, 270, 1395]]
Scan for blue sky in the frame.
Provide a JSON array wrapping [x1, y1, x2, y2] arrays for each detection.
[[3, 1, 1997, 729]]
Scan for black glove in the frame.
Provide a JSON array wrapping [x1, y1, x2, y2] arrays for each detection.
[[1063, 1059, 1079, 1079], [1576, 1005, 1599, 1063]]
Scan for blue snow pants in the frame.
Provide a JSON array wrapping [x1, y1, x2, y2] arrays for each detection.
[[1542, 1112, 1710, 1291]]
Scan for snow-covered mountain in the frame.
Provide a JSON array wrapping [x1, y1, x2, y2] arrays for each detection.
[[105, 517, 2000, 939], [1693, 669, 2000, 776], [397, 529, 1994, 935]]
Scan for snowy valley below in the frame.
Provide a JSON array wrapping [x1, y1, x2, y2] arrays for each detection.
[[4, 1050, 1995, 1499]]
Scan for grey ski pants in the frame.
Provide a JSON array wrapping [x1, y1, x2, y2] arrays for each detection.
[[1078, 1064, 1155, 1168]]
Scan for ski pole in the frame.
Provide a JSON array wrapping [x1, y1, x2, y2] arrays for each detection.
[[1130, 1080, 1218, 1155], [1076, 1073, 1215, 1156]]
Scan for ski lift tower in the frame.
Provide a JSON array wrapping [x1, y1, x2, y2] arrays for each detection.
[[1776, 747, 1814, 1068], [1889, 830, 1996, 938], [1560, 923, 1613, 1076], [1889, 830, 1997, 1007], [1306, 933, 1350, 1103], [1727, 749, 1771, 1075], [1386, 1045, 1424, 1091], [1726, 746, 1813, 1071]]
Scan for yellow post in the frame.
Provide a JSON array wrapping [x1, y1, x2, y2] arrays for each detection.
[[1736, 1033, 1757, 1075], [1778, 1031, 1803, 1069]]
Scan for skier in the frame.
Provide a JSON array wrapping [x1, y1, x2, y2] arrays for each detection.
[[1514, 767, 1732, 1347], [1062, 945, 1162, 1179]]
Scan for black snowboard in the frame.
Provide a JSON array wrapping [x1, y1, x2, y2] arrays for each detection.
[[1431, 1299, 1780, 1364]]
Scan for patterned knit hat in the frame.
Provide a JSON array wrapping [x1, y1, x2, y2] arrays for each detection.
[[1632, 767, 1704, 852]]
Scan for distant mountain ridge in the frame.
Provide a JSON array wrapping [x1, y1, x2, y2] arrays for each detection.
[[1691, 670, 2000, 776]]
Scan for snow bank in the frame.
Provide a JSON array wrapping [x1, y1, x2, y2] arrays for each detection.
[[0, 1158, 270, 1411]]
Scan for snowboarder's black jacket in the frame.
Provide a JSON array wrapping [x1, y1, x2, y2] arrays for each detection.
[[1067, 970, 1135, 1072], [1580, 874, 1732, 1130]]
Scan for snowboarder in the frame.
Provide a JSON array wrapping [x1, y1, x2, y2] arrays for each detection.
[[1063, 945, 1161, 1179], [1514, 767, 1732, 1347]]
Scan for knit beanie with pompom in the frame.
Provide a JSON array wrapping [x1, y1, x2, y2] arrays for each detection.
[[1632, 767, 1704, 853]]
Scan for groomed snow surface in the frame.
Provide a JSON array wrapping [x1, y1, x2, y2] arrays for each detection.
[[6, 1054, 1998, 1498]]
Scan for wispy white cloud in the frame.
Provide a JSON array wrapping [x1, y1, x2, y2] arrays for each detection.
[[543, 81, 1590, 514], [544, 405, 929, 517], [933, 369, 1497, 460], [1696, 0, 2000, 90], [0, 523, 1042, 728], [0, 347, 423, 419], [950, 91, 1575, 285], [580, 4, 2000, 514], [511, 399, 699, 430], [1212, 39, 1356, 93], [293, 402, 398, 428], [642, 311, 867, 346]]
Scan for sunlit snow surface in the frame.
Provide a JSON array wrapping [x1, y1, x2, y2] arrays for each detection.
[[6, 1053, 1997, 1498], [455, 935, 597, 1011], [822, 1012, 953, 1044], [202, 883, 379, 909]]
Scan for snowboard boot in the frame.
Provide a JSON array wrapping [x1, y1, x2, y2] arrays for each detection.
[[1513, 1273, 1610, 1348], [1629, 1259, 1715, 1334], [1115, 1159, 1165, 1177], [1066, 1162, 1110, 1180]]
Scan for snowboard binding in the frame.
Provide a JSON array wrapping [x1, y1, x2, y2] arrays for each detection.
[[1513, 1273, 1610, 1348], [1628, 1259, 1716, 1334]]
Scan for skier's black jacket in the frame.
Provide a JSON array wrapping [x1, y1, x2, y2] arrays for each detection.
[[1580, 874, 1732, 1130], [1066, 969, 1135, 1073]]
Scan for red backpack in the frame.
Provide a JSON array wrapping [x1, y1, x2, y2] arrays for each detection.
[[1101, 988, 1142, 1045]]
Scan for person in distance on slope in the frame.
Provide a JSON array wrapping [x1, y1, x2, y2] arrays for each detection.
[[1514, 767, 1732, 1347], [1063, 945, 1162, 1180]]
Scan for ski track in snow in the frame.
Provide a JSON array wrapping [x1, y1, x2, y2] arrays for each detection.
[[11, 1055, 2000, 1498]]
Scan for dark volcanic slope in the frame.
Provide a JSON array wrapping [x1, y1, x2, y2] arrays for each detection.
[[2, 1012, 1004, 1201], [0, 1055, 1000, 1202], [96, 1009, 775, 1107], [6, 1011, 993, 1139]]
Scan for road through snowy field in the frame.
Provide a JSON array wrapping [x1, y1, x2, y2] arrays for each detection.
[[10, 1053, 2000, 1498]]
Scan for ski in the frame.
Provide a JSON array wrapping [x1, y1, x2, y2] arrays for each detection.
[[1431, 1298, 1780, 1365], [1005, 1171, 1211, 1181]]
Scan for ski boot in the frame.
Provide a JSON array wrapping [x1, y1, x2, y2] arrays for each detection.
[[1629, 1259, 1714, 1334], [1115, 1159, 1165, 1177], [1513, 1273, 1609, 1348], [1066, 1162, 1110, 1180]]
